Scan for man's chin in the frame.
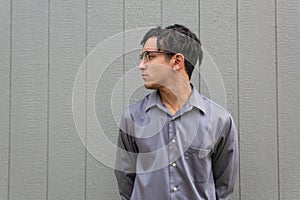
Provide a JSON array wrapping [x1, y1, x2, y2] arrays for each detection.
[[144, 82, 160, 90]]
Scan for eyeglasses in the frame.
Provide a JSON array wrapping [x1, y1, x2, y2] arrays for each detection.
[[139, 50, 172, 63]]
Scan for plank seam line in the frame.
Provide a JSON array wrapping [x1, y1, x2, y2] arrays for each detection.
[[84, 0, 88, 200], [123, 0, 125, 110], [46, 0, 50, 199], [236, 0, 241, 199], [198, 0, 201, 91], [8, 0, 13, 199], [160, 0, 163, 26], [275, 0, 280, 199]]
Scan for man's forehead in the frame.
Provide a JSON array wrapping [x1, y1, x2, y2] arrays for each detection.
[[143, 37, 158, 50]]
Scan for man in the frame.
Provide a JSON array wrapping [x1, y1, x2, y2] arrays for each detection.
[[114, 24, 238, 200]]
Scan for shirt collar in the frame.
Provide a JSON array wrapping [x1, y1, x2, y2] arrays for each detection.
[[145, 85, 207, 114], [145, 90, 163, 111]]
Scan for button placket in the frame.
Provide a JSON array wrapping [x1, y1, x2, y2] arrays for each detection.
[[169, 120, 178, 197], [169, 120, 181, 199]]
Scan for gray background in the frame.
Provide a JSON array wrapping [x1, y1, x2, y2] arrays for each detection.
[[0, 0, 299, 199]]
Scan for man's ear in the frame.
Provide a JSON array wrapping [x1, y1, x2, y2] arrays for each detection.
[[173, 53, 185, 70]]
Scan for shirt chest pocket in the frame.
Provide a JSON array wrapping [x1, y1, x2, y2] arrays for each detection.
[[184, 147, 211, 184]]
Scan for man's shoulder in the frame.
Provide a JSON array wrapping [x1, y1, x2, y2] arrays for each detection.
[[195, 91, 231, 120], [124, 92, 154, 117]]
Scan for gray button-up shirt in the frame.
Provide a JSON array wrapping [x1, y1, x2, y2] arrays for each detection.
[[115, 87, 238, 200]]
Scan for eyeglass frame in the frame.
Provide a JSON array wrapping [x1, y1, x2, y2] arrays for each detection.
[[139, 50, 175, 63]]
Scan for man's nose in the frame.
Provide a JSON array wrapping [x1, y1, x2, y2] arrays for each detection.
[[138, 60, 146, 70]]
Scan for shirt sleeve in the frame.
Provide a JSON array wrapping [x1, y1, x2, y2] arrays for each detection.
[[212, 113, 239, 200], [114, 112, 138, 200]]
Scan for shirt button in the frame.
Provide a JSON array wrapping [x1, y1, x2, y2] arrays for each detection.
[[172, 162, 176, 167], [173, 187, 178, 192], [172, 139, 176, 143]]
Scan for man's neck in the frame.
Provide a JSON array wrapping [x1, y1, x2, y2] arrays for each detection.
[[158, 82, 192, 115]]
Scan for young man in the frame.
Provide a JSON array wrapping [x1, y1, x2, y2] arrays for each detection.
[[114, 24, 238, 200]]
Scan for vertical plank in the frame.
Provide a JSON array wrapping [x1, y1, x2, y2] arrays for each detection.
[[86, 0, 123, 199], [10, 0, 48, 199], [0, 0, 10, 199], [239, 0, 278, 199], [163, 0, 200, 91], [124, 0, 161, 105], [48, 0, 86, 199], [277, 0, 300, 199], [200, 0, 239, 199]]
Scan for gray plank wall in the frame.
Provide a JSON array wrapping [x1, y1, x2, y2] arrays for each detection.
[[0, 0, 299, 200]]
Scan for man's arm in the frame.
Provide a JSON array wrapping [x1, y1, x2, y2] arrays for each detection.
[[114, 129, 138, 200], [212, 114, 239, 200]]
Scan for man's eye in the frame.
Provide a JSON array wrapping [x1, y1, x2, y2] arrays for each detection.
[[148, 55, 155, 60]]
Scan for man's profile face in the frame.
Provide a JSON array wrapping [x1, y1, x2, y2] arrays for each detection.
[[138, 37, 174, 90]]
